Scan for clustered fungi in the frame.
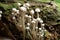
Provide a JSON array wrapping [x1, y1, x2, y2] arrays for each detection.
[[0, 1, 59, 40], [10, 2, 53, 40]]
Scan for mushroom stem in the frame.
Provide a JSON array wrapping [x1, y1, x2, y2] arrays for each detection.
[[32, 22, 36, 40], [31, 14, 34, 19], [37, 12, 39, 18], [21, 12, 25, 40]]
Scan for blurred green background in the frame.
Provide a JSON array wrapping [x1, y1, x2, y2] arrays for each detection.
[[33, 0, 60, 16], [36, 0, 60, 11], [55, 0, 60, 11]]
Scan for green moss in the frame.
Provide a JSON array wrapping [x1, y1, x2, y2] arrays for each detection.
[[0, 3, 18, 10], [0, 3, 18, 14]]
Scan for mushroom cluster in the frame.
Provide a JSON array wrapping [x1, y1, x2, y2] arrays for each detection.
[[0, 1, 58, 40], [10, 2, 49, 40]]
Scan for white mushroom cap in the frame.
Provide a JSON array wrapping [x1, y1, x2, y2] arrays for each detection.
[[12, 16, 16, 20], [23, 3, 30, 7], [27, 23, 30, 26], [12, 8, 17, 12], [44, 29, 47, 32], [39, 28, 42, 30], [41, 34, 44, 37], [49, 34, 52, 36], [16, 10, 19, 14], [26, 27, 30, 30], [23, 4, 30, 9], [31, 20, 35, 23], [36, 26, 38, 29], [0, 14, 2, 17], [37, 17, 43, 23], [17, 3, 21, 6], [20, 6, 27, 12], [25, 14, 29, 18], [41, 24, 45, 27], [0, 11, 2, 14], [30, 9, 34, 14], [25, 3, 30, 7], [12, 13, 14, 15], [37, 17, 42, 21], [35, 8, 40, 12], [28, 15, 31, 18], [40, 20, 43, 23]]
